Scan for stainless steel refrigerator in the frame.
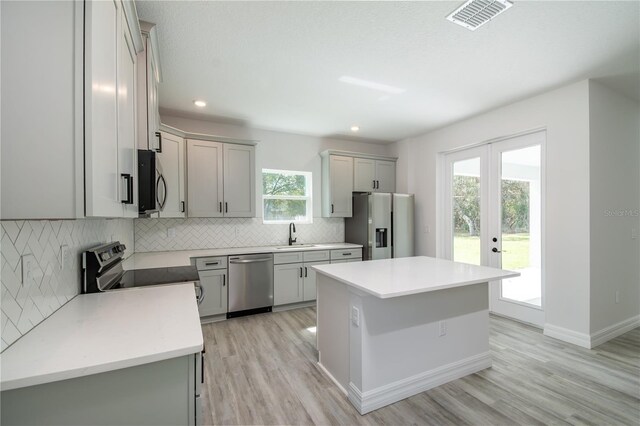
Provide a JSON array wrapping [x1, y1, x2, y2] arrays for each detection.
[[345, 192, 415, 260]]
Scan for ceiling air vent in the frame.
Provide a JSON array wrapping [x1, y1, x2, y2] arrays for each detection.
[[446, 0, 514, 31]]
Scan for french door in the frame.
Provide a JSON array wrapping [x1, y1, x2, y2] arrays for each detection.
[[443, 131, 545, 327]]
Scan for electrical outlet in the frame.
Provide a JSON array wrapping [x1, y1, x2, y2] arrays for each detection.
[[615, 291, 620, 304], [439, 320, 447, 336], [21, 254, 35, 285], [351, 306, 360, 327], [59, 245, 69, 271], [167, 227, 176, 238]]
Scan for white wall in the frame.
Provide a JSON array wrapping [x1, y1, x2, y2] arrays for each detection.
[[392, 80, 592, 337], [161, 115, 393, 219], [588, 81, 640, 334]]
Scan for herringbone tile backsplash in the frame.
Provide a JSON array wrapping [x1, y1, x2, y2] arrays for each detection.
[[0, 219, 134, 351], [135, 217, 344, 252]]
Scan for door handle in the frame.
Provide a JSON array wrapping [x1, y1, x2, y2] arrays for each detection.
[[492, 247, 507, 253], [156, 174, 167, 210], [155, 131, 162, 153], [120, 174, 133, 204]]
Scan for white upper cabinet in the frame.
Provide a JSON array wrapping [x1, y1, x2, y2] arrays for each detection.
[[157, 132, 186, 218], [223, 144, 256, 217], [186, 139, 256, 218], [321, 151, 397, 218], [118, 9, 139, 218], [322, 154, 353, 217], [136, 21, 161, 152], [1, 1, 83, 219], [84, 0, 122, 217], [354, 158, 396, 193], [85, 0, 142, 218], [187, 140, 224, 218], [353, 158, 376, 192]]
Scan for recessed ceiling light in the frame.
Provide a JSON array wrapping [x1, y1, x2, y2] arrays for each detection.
[[339, 76, 406, 95], [446, 0, 513, 31], [351, 126, 360, 132], [193, 100, 207, 107]]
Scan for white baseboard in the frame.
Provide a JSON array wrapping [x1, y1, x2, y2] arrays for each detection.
[[317, 361, 348, 396], [543, 323, 591, 348], [347, 352, 492, 415], [590, 315, 640, 348]]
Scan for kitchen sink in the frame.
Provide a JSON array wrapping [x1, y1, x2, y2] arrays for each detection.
[[275, 244, 317, 250]]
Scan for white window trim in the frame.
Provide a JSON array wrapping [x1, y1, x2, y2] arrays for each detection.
[[262, 169, 313, 224]]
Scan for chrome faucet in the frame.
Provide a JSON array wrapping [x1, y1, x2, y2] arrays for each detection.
[[288, 222, 297, 246]]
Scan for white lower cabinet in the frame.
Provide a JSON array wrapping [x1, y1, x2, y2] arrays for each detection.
[[302, 261, 330, 301], [197, 269, 228, 317], [330, 259, 362, 264], [274, 263, 304, 306]]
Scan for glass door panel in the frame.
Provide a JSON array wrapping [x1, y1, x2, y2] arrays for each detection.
[[499, 145, 542, 307], [452, 158, 482, 265]]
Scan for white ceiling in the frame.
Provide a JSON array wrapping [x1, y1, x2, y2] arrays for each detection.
[[136, 1, 640, 143]]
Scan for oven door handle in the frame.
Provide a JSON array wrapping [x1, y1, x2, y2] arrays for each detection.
[[195, 282, 205, 305]]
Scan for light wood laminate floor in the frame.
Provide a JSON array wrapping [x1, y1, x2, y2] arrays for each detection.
[[201, 308, 639, 425]]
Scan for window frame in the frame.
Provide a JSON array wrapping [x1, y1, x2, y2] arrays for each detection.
[[262, 168, 313, 224]]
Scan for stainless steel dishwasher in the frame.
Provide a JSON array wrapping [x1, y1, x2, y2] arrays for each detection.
[[227, 253, 274, 318]]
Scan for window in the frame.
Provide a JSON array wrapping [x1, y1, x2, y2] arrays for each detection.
[[262, 169, 312, 224]]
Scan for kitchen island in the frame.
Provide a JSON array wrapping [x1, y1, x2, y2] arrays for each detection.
[[312, 256, 519, 414]]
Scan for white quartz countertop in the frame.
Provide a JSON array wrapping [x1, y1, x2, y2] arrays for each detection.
[[312, 256, 520, 299], [0, 284, 203, 391], [122, 243, 362, 270]]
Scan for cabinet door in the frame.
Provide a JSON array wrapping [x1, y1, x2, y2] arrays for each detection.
[[329, 155, 353, 217], [147, 41, 161, 152], [353, 158, 376, 192], [84, 0, 122, 217], [187, 140, 224, 217], [375, 160, 396, 193], [118, 10, 138, 218], [158, 132, 186, 218], [198, 269, 228, 317], [223, 144, 255, 217], [274, 263, 303, 306], [303, 261, 330, 301]]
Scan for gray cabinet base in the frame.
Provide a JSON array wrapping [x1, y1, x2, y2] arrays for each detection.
[[1, 355, 196, 426]]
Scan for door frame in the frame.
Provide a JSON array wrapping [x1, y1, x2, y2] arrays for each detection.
[[438, 128, 547, 328]]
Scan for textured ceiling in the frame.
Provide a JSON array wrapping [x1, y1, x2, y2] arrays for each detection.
[[136, 1, 640, 143]]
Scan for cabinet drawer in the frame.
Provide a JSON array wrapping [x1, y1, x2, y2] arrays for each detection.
[[274, 252, 304, 265], [303, 250, 330, 262], [195, 256, 227, 270], [330, 248, 362, 260]]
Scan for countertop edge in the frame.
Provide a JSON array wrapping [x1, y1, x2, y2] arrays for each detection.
[[312, 264, 520, 299], [0, 343, 203, 392]]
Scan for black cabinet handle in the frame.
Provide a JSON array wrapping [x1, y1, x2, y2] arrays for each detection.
[[155, 131, 162, 153], [342, 252, 352, 256], [181, 201, 185, 213], [200, 349, 205, 384], [120, 174, 133, 204], [223, 275, 226, 286], [376, 180, 380, 189], [225, 202, 228, 213], [372, 180, 376, 189], [219, 201, 222, 213], [299, 267, 303, 278], [304, 267, 308, 277], [331, 204, 334, 214]]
